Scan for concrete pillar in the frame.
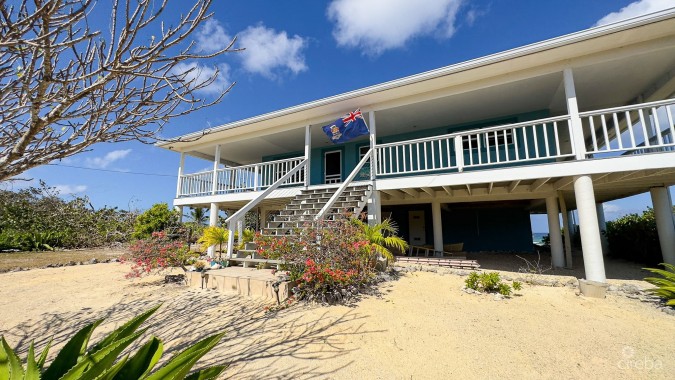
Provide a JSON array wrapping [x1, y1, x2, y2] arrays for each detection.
[[574, 175, 606, 282], [237, 219, 244, 247], [596, 203, 609, 255], [563, 68, 587, 160], [558, 192, 573, 268], [650, 186, 675, 265], [304, 125, 311, 187], [432, 201, 443, 255], [367, 111, 380, 225], [174, 206, 183, 223], [207, 202, 219, 257], [226, 221, 235, 259], [546, 196, 565, 268]]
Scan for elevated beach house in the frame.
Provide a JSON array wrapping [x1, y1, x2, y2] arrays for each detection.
[[158, 10, 675, 285]]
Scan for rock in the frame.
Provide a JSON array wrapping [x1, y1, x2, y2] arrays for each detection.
[[89, 258, 98, 264], [493, 294, 505, 301], [68, 261, 76, 266], [110, 258, 119, 263], [77, 261, 83, 265], [626, 294, 640, 299], [662, 307, 675, 316], [619, 284, 641, 295], [502, 275, 512, 281], [608, 285, 618, 292]]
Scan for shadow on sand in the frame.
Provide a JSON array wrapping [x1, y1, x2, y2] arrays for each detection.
[[2, 284, 384, 379]]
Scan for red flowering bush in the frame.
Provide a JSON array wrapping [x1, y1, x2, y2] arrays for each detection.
[[255, 217, 379, 304], [122, 231, 197, 278]]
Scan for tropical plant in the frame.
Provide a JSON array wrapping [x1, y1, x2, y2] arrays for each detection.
[[197, 226, 228, 257], [123, 231, 197, 278], [0, 305, 226, 379], [643, 263, 675, 306], [351, 218, 408, 262], [133, 203, 180, 240], [465, 271, 514, 296], [188, 208, 209, 226]]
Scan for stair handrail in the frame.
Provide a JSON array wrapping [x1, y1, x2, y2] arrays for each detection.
[[315, 149, 372, 221], [225, 159, 307, 225]]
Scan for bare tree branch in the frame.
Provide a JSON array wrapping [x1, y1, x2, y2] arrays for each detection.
[[0, 0, 241, 181]]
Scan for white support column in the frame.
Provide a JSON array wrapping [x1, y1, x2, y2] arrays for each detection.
[[237, 219, 243, 248], [558, 192, 573, 268], [259, 207, 268, 231], [368, 111, 380, 225], [596, 203, 609, 255], [207, 202, 219, 258], [574, 175, 606, 282], [226, 221, 235, 259], [304, 125, 311, 188], [650, 186, 675, 265], [546, 196, 565, 268], [563, 68, 586, 160], [432, 200, 443, 255], [176, 152, 185, 197], [175, 206, 184, 224], [212, 145, 221, 195]]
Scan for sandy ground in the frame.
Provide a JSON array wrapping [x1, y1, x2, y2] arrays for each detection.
[[1, 262, 673, 379]]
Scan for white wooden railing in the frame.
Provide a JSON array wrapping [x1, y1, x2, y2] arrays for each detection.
[[579, 99, 675, 156], [315, 149, 372, 221], [178, 98, 675, 198], [178, 156, 304, 197], [376, 115, 575, 176]]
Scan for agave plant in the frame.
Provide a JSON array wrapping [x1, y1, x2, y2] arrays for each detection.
[[0, 305, 226, 379], [643, 263, 675, 306], [351, 218, 408, 262]]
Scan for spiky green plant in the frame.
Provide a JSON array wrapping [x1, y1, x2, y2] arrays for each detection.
[[643, 263, 675, 306], [0, 305, 226, 380], [351, 218, 408, 262]]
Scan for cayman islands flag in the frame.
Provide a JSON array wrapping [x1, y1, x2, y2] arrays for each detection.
[[322, 109, 369, 144]]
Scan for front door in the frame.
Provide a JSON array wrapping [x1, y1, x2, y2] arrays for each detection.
[[408, 210, 426, 246], [324, 150, 342, 184]]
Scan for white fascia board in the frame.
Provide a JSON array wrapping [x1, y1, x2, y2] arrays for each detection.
[[376, 152, 675, 190], [174, 187, 302, 207], [157, 9, 675, 151]]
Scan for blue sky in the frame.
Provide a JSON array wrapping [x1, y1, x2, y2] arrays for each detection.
[[6, 0, 675, 232]]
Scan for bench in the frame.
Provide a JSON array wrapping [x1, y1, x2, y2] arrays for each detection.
[[396, 256, 480, 270]]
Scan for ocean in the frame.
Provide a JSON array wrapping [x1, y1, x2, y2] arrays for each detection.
[[532, 232, 548, 245]]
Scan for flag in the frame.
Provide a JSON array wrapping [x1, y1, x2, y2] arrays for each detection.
[[322, 109, 369, 144]]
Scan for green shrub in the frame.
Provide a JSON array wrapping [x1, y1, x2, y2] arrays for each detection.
[[605, 208, 662, 265], [465, 271, 517, 296], [512, 281, 522, 291], [0, 305, 226, 379], [133, 203, 179, 239], [643, 263, 675, 307]]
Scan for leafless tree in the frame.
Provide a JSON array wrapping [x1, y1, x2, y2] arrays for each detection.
[[0, 0, 238, 181]]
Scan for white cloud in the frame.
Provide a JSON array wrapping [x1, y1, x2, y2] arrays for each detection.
[[85, 149, 132, 169], [603, 203, 623, 214], [238, 24, 308, 78], [595, 0, 675, 26], [53, 184, 88, 195], [195, 19, 233, 53], [171, 62, 232, 95], [327, 0, 463, 55]]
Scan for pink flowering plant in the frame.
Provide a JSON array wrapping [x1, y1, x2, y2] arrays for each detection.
[[122, 231, 198, 278]]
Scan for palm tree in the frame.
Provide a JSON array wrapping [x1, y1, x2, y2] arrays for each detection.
[[189, 207, 208, 225], [198, 226, 228, 259], [352, 218, 408, 262]]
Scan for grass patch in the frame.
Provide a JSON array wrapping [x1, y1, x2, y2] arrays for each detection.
[[0, 249, 124, 272]]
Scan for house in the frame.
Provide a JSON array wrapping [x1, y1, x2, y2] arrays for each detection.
[[157, 9, 675, 286]]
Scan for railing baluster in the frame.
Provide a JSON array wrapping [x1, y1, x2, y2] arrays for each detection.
[[494, 131, 501, 163], [416, 143, 421, 171], [588, 116, 598, 153], [514, 128, 520, 160], [542, 124, 550, 157], [652, 107, 664, 146], [523, 126, 530, 159], [600, 115, 610, 151], [667, 105, 675, 143], [533, 124, 540, 158], [503, 130, 510, 161], [446, 138, 452, 167], [638, 108, 650, 147], [553, 122, 560, 156]]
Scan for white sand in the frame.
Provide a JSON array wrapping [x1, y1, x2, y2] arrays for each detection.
[[1, 263, 673, 379]]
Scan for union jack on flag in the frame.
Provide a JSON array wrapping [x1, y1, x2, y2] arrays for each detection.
[[322, 108, 370, 144]]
